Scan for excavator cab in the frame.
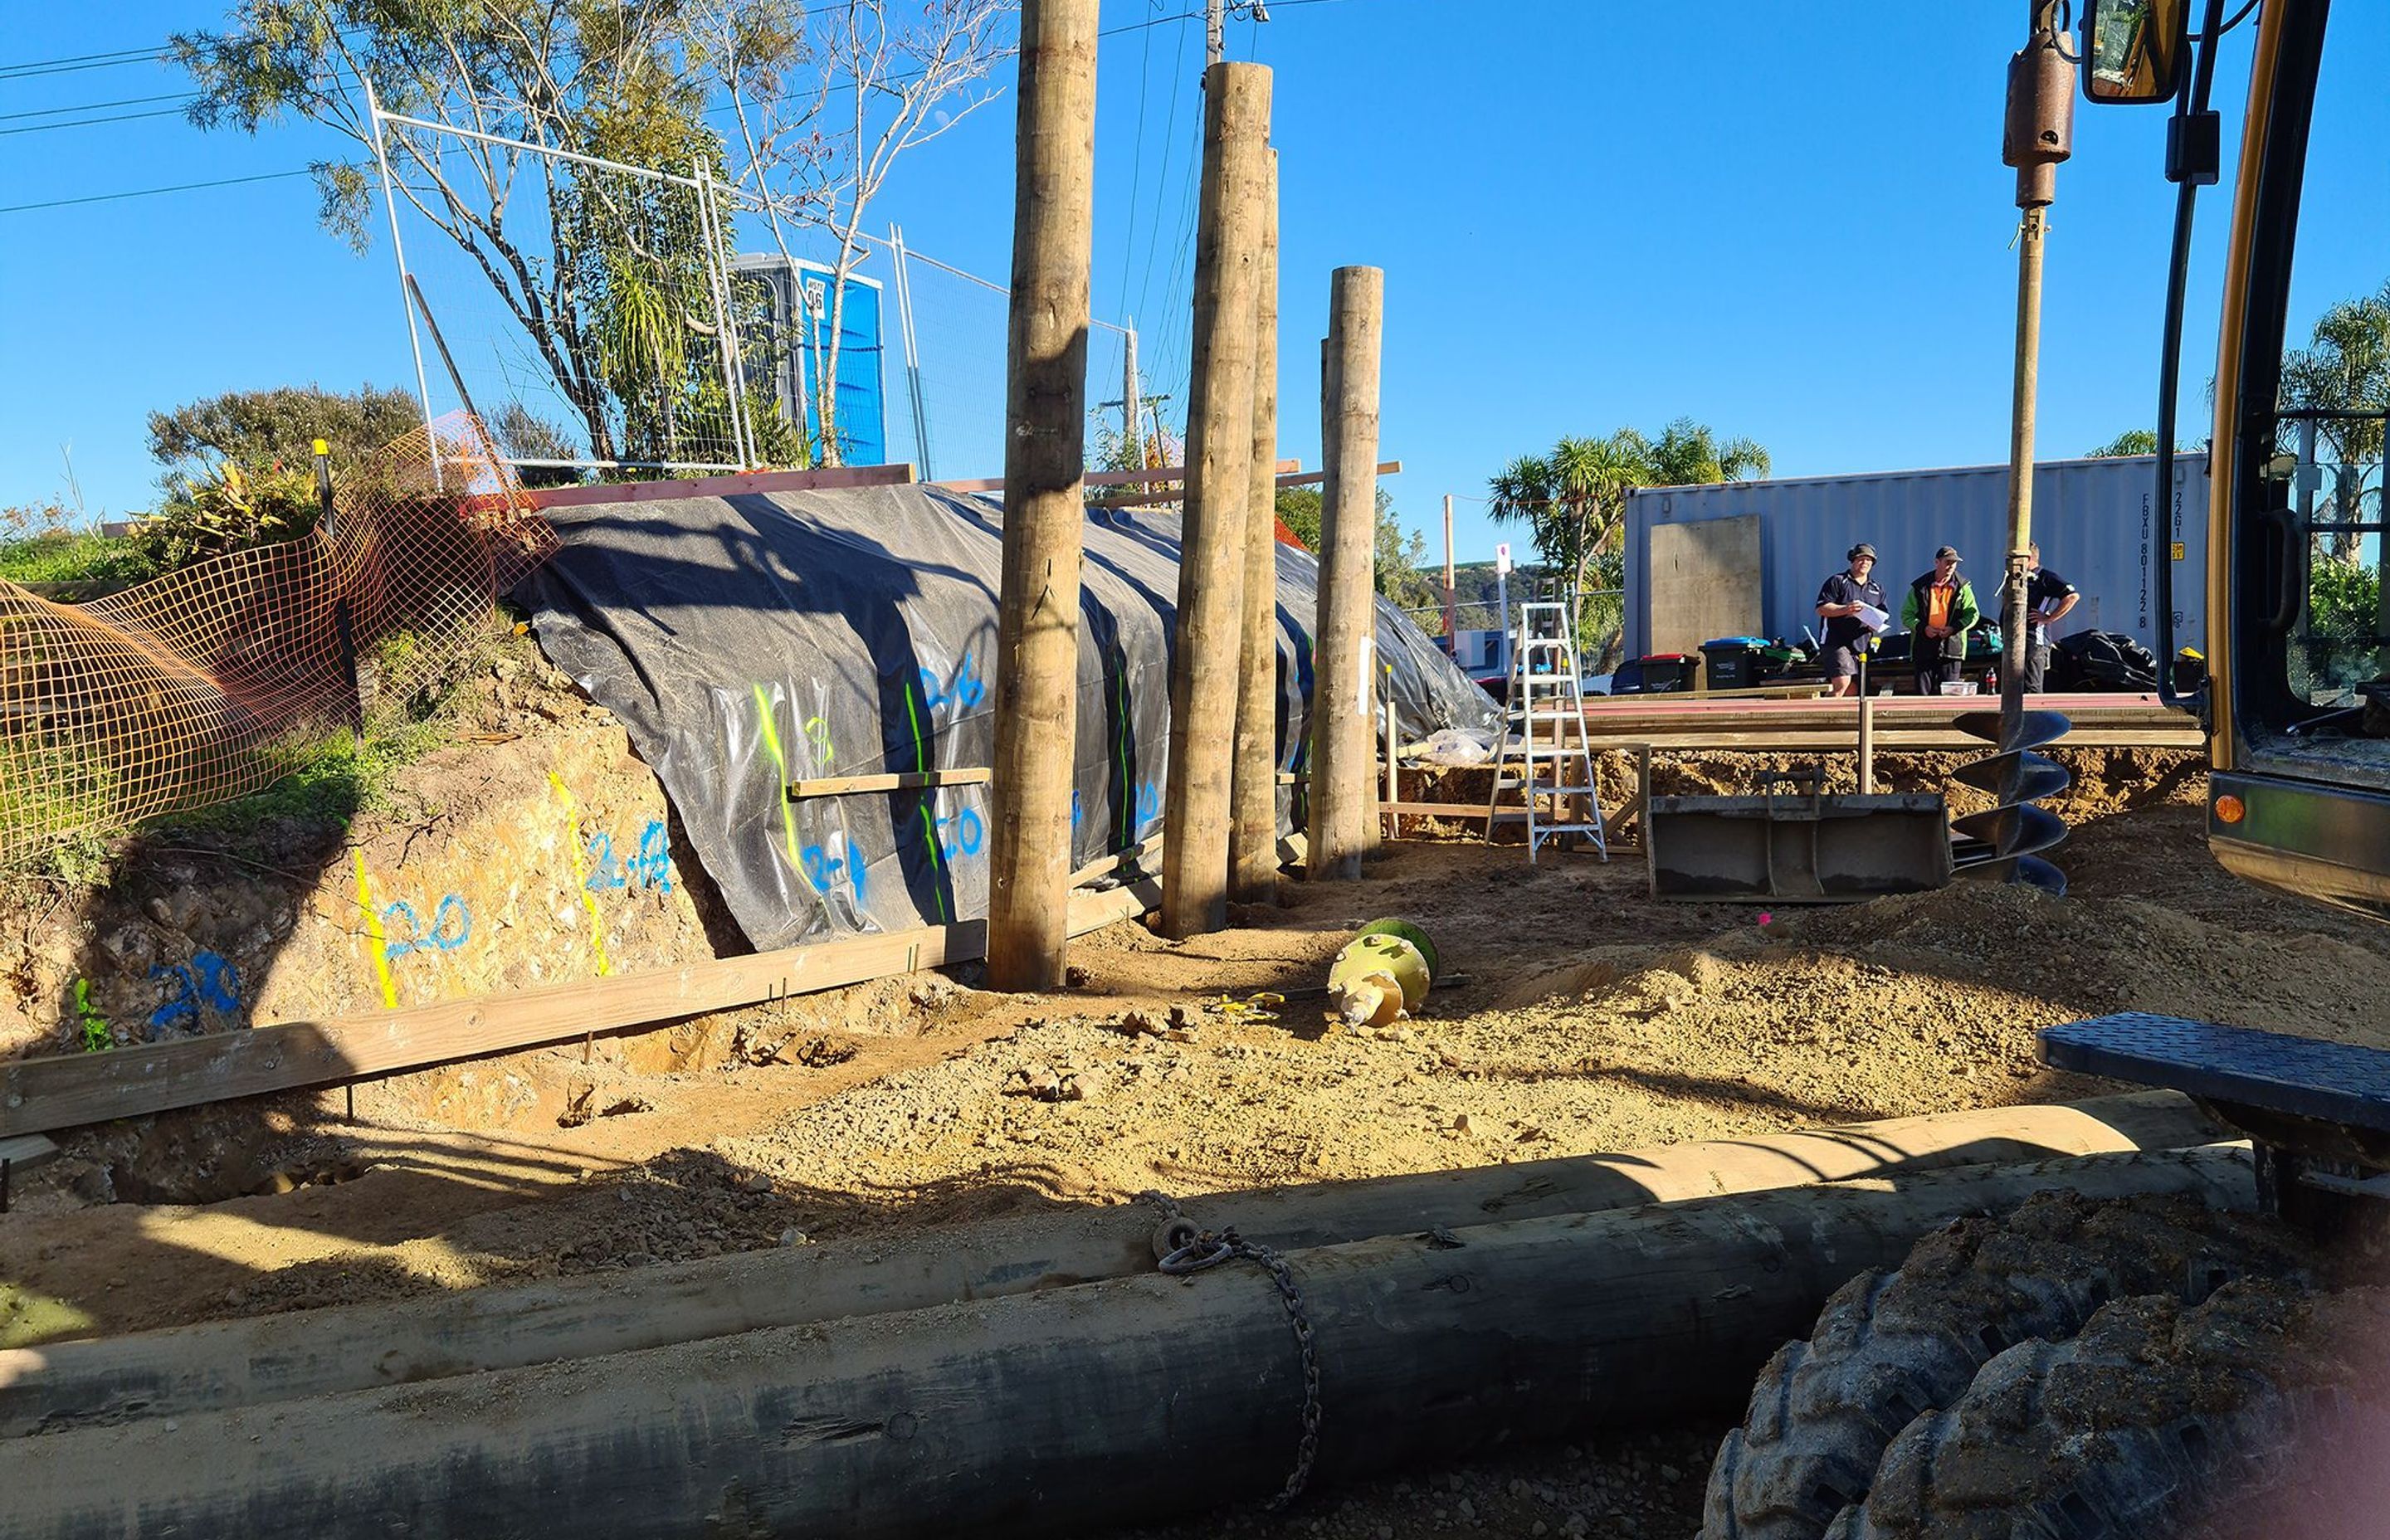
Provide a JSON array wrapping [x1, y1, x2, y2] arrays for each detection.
[[2086, 0, 2390, 919]]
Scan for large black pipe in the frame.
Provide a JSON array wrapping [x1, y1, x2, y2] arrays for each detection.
[[0, 1149, 2247, 1540]]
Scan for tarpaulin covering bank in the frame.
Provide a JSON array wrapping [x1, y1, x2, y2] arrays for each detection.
[[526, 485, 1497, 951]]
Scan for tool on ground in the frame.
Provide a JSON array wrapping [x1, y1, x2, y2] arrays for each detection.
[[1483, 599, 1607, 862], [1326, 919, 1436, 1026]]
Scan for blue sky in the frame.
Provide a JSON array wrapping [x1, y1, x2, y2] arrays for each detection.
[[2, 2, 2383, 566]]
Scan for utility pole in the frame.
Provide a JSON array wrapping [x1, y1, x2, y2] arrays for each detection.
[[1308, 266, 1384, 882], [1123, 324, 1143, 467], [1441, 494, 1457, 644], [1159, 61, 1273, 938], [1997, 4, 2072, 757], [1207, 0, 1269, 69], [1231, 149, 1282, 904], [986, 0, 1100, 992]]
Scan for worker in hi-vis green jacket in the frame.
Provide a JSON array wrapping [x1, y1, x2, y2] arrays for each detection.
[[1900, 545, 1981, 696]]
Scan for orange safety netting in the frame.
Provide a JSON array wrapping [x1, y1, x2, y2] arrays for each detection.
[[0, 414, 554, 865]]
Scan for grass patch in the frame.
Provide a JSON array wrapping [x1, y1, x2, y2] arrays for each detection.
[[0, 530, 160, 589], [144, 621, 525, 855], [157, 721, 447, 843]]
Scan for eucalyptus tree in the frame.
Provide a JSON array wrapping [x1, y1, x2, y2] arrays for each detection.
[[175, 1, 1013, 470]]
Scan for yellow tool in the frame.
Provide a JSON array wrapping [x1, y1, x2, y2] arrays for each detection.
[[1326, 920, 1436, 1028]]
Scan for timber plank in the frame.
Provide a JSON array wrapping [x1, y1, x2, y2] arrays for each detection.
[[525, 463, 916, 510], [0, 873, 1163, 1139], [787, 768, 992, 798]]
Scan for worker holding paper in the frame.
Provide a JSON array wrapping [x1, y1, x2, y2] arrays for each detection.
[[1813, 543, 1888, 699]]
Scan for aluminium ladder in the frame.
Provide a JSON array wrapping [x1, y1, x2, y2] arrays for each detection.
[[1484, 600, 1607, 862]]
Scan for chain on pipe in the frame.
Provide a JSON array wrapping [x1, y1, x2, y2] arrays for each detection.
[[1139, 1189, 1323, 1508]]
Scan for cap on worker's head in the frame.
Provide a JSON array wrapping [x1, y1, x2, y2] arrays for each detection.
[[1848, 543, 1877, 562], [1935, 545, 1961, 563]]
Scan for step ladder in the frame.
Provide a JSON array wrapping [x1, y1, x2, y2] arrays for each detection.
[[1484, 600, 1607, 862]]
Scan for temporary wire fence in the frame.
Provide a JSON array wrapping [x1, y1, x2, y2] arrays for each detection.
[[0, 415, 554, 865], [711, 199, 1145, 484], [372, 105, 776, 480]]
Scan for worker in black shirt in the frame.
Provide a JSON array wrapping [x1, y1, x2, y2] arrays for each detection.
[[2021, 541, 2080, 693], [1814, 543, 1887, 698]]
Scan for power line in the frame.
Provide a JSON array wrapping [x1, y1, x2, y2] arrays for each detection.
[[1117, 1, 1160, 321], [0, 167, 321, 217], [0, 41, 165, 72], [0, 90, 194, 121], [3, 2, 1370, 215], [0, 105, 191, 137], [0, 46, 172, 82], [1133, 11, 1195, 328]]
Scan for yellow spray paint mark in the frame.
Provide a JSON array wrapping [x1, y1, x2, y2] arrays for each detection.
[[354, 847, 398, 1009], [753, 684, 802, 868], [549, 772, 613, 977]]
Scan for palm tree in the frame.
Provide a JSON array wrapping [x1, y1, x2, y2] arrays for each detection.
[[1490, 420, 1769, 670], [2281, 280, 2390, 556], [1648, 417, 1773, 487]]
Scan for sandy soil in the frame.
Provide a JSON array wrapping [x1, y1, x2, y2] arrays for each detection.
[[6, 750, 2384, 1537]]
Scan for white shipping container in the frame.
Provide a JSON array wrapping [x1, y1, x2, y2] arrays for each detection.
[[1622, 454, 2208, 664]]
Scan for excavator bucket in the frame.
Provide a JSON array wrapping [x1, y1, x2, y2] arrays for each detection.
[[1646, 778, 1953, 903]]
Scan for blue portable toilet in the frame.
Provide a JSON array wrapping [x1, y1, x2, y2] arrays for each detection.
[[732, 254, 889, 466]]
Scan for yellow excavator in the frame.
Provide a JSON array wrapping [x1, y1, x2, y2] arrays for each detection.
[[1700, 32, 2390, 1537], [2095, 0, 2390, 919]]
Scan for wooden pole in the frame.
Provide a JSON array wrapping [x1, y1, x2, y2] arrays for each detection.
[[0, 1152, 2246, 1539], [0, 1095, 2222, 1437], [1121, 324, 1141, 467], [1858, 694, 1877, 794], [1307, 266, 1384, 880], [1441, 492, 1457, 642], [1230, 149, 1282, 904], [986, 0, 1100, 991], [1160, 61, 1272, 938]]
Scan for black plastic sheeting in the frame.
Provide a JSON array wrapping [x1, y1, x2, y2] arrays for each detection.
[[523, 484, 1500, 951]]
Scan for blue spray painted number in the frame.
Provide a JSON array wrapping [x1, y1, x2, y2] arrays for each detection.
[[918, 651, 987, 716], [149, 950, 241, 1032], [800, 841, 869, 906], [1134, 781, 1162, 836], [585, 821, 675, 894], [934, 807, 985, 860], [383, 895, 472, 962]]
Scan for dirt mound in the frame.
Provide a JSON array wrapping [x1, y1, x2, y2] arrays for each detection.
[[1777, 880, 2390, 1049]]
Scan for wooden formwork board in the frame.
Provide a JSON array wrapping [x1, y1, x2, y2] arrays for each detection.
[[0, 874, 1160, 1140]]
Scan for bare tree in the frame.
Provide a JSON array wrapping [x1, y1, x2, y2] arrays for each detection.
[[717, 0, 1012, 465]]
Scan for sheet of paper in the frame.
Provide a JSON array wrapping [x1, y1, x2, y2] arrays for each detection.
[[1855, 602, 1891, 635]]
